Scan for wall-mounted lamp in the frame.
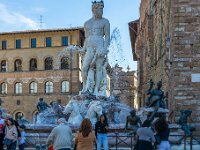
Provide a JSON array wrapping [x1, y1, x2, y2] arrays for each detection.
[[166, 37, 171, 49]]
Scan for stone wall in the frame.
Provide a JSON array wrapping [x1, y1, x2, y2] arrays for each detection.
[[135, 0, 200, 131], [170, 0, 200, 130]]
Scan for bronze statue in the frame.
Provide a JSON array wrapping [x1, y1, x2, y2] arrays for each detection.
[[178, 110, 195, 136], [145, 80, 168, 122], [17, 114, 30, 125], [37, 98, 50, 113], [125, 109, 141, 133], [146, 80, 166, 108]]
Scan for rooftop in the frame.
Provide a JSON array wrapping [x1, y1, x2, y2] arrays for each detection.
[[0, 27, 84, 35]]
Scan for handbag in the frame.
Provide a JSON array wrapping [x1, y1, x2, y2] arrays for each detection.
[[3, 138, 14, 145], [48, 145, 54, 150]]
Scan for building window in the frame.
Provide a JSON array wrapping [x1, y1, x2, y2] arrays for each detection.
[[61, 81, 69, 93], [2, 40, 6, 50], [30, 59, 37, 71], [15, 82, 22, 94], [1, 60, 7, 72], [61, 57, 69, 69], [31, 38, 36, 48], [17, 100, 20, 105], [0, 82, 7, 94], [62, 36, 68, 46], [30, 82, 37, 94], [46, 37, 52, 47], [45, 81, 53, 94], [45, 57, 53, 70], [16, 39, 21, 49], [14, 59, 22, 71], [57, 99, 61, 104]]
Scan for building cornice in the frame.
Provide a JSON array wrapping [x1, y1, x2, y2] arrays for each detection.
[[0, 27, 84, 35]]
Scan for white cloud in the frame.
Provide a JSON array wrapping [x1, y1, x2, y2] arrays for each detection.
[[0, 3, 39, 29], [31, 7, 46, 14]]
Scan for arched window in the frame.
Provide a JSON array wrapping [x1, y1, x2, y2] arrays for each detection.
[[30, 59, 37, 71], [1, 60, 7, 72], [14, 59, 22, 71], [15, 82, 22, 94], [29, 82, 37, 94], [45, 57, 53, 70], [15, 112, 24, 120], [61, 81, 69, 93], [45, 81, 53, 93], [61, 57, 69, 69], [0, 82, 7, 94]]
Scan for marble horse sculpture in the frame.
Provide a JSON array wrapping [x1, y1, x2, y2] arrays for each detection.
[[63, 100, 83, 126], [85, 101, 103, 125]]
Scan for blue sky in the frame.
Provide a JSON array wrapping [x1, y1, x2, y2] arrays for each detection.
[[0, 0, 140, 70]]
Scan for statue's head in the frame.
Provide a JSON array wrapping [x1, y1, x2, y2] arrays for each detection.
[[92, 1, 104, 19], [130, 110, 136, 116], [181, 110, 192, 117], [157, 81, 162, 89]]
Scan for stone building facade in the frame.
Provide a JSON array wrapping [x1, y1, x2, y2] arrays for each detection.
[[130, 0, 200, 129], [0, 28, 84, 121], [110, 65, 137, 108]]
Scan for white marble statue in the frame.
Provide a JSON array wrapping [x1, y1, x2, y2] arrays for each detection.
[[85, 101, 103, 125], [63, 100, 83, 126], [80, 0, 110, 96]]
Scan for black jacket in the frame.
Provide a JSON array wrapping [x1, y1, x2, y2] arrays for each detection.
[[95, 121, 108, 136]]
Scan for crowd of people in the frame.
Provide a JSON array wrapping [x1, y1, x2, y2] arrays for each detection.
[[47, 114, 109, 150], [46, 113, 170, 150], [134, 117, 170, 150], [0, 108, 171, 150], [0, 110, 26, 150]]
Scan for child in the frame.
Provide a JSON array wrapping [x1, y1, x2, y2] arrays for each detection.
[[18, 125, 26, 150]]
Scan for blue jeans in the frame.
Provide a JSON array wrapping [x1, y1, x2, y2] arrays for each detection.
[[19, 143, 25, 150], [97, 133, 108, 150], [158, 141, 170, 150], [6, 141, 17, 150]]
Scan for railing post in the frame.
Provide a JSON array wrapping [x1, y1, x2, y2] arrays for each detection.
[[131, 133, 133, 150], [184, 133, 186, 150], [190, 134, 192, 150], [115, 132, 118, 150]]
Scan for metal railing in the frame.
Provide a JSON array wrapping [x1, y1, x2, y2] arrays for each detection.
[[25, 132, 200, 150]]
